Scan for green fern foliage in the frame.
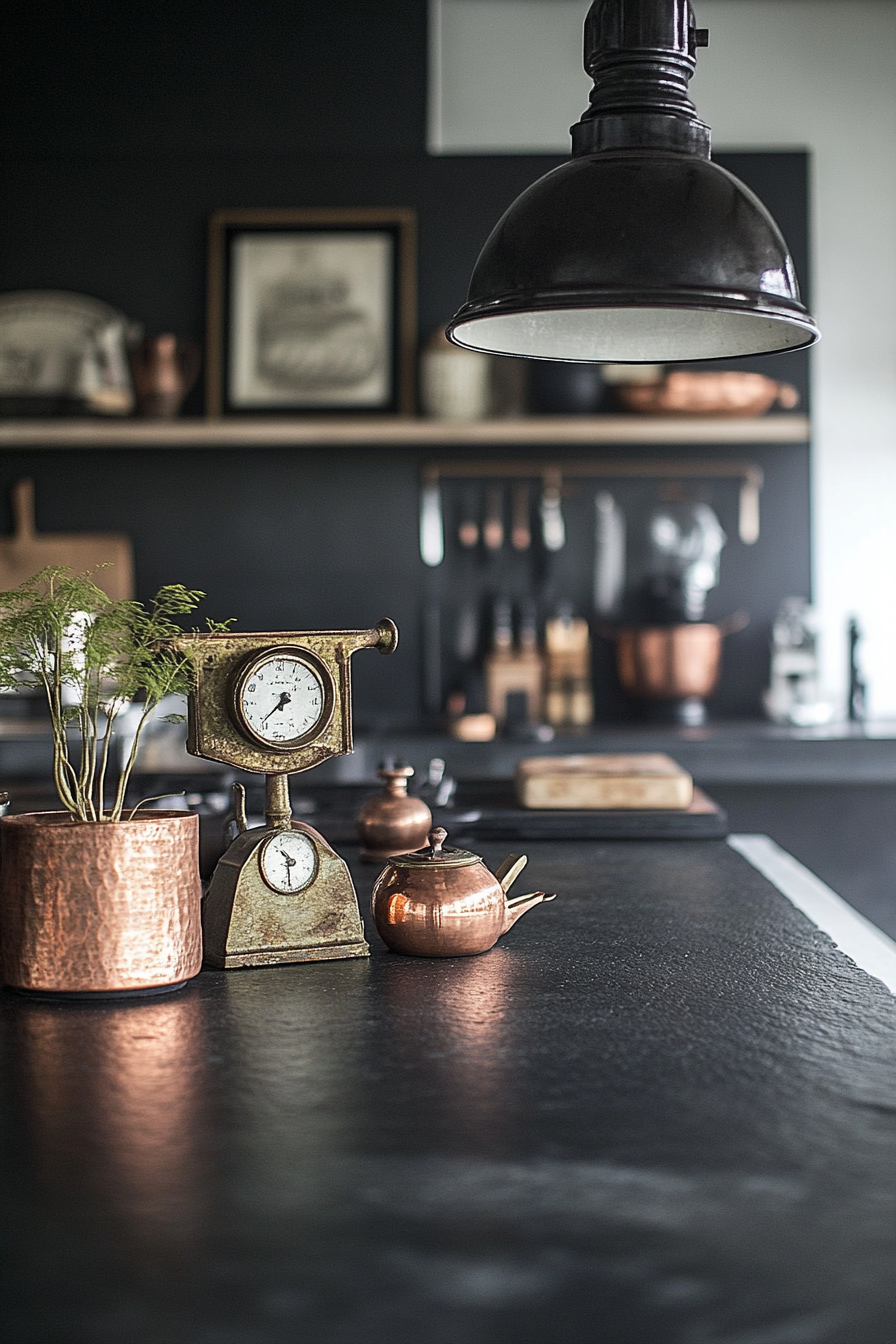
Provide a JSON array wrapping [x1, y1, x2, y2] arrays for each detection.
[[0, 567, 229, 822]]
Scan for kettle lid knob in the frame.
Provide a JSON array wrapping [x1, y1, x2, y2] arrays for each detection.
[[428, 826, 448, 857]]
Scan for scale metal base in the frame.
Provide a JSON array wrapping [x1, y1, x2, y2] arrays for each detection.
[[202, 805, 370, 969]]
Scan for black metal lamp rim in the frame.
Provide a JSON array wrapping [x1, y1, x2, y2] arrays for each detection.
[[448, 297, 820, 359]]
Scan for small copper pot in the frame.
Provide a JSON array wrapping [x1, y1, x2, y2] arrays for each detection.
[[0, 811, 202, 994], [357, 764, 432, 862], [614, 624, 722, 700], [371, 826, 555, 958]]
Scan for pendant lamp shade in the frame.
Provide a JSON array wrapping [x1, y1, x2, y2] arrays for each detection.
[[447, 0, 819, 363]]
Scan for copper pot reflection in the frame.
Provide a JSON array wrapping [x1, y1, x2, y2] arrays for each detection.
[[0, 811, 202, 993], [371, 826, 555, 957], [7, 992, 211, 1251]]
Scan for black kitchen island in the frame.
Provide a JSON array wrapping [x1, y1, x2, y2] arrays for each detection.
[[2, 837, 895, 1343]]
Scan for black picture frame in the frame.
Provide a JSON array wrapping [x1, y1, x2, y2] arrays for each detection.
[[206, 208, 417, 417]]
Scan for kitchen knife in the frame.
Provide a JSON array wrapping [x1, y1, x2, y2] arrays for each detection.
[[420, 473, 444, 567], [540, 473, 565, 553], [594, 490, 626, 616], [483, 483, 504, 552], [511, 481, 531, 552]]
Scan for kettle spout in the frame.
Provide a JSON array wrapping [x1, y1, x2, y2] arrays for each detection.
[[501, 890, 556, 935]]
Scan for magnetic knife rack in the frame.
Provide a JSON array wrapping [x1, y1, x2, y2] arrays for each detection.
[[423, 457, 764, 545]]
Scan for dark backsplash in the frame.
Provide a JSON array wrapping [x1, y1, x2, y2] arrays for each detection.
[[0, 2, 811, 725]]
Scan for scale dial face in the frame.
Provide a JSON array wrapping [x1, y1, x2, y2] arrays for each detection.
[[232, 647, 332, 751], [259, 830, 319, 895]]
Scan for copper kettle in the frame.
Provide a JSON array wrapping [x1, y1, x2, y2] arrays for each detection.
[[370, 826, 555, 958]]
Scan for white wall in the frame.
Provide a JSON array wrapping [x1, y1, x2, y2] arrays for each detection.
[[431, 0, 896, 717]]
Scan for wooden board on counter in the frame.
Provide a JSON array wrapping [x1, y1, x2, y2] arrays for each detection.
[[516, 752, 694, 810]]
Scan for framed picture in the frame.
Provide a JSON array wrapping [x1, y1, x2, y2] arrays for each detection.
[[206, 207, 416, 417]]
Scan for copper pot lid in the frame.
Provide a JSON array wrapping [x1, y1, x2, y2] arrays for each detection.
[[388, 826, 481, 869]]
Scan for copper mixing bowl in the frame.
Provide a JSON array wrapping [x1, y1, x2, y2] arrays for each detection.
[[611, 621, 747, 701]]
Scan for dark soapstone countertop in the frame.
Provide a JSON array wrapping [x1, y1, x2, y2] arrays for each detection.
[[2, 839, 895, 1343]]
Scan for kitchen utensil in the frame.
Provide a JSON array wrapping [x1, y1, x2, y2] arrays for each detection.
[[511, 481, 531, 552], [617, 371, 799, 417], [419, 757, 457, 809], [613, 623, 721, 700], [357, 763, 432, 862], [607, 615, 748, 724], [848, 617, 867, 723], [645, 501, 726, 622], [483, 484, 504, 552], [484, 637, 544, 728], [763, 597, 831, 727], [540, 473, 566, 553], [176, 621, 398, 968], [516, 753, 693, 810], [419, 473, 444, 567], [544, 607, 593, 727], [593, 491, 626, 617], [370, 825, 555, 957], [457, 484, 480, 550], [129, 334, 201, 418], [0, 478, 134, 600], [0, 290, 135, 416]]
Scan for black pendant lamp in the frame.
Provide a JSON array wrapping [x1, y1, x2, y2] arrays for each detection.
[[447, 0, 819, 363]]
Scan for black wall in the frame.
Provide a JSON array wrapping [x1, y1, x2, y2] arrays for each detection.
[[0, 2, 811, 724]]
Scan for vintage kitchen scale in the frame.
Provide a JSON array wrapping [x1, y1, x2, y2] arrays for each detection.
[[177, 621, 398, 968]]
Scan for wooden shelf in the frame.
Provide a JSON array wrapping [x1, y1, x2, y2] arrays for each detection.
[[0, 414, 810, 450]]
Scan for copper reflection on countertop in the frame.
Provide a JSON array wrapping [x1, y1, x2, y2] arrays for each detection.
[[5, 991, 213, 1252]]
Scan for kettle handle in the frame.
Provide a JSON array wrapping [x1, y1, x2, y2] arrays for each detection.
[[495, 853, 527, 893]]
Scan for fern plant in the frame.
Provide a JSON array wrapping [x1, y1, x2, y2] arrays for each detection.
[[0, 566, 228, 822]]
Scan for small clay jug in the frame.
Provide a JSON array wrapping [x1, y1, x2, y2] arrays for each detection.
[[371, 826, 555, 957], [357, 763, 432, 862]]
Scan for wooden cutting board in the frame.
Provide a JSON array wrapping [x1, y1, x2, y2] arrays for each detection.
[[516, 752, 694, 810], [0, 478, 134, 600]]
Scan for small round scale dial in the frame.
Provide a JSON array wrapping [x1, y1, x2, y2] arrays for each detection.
[[233, 648, 331, 750], [259, 830, 319, 894]]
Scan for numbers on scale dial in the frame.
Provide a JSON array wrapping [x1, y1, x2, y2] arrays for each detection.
[[237, 653, 326, 746], [259, 830, 319, 894]]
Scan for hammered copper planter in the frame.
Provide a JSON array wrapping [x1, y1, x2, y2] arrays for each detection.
[[0, 811, 202, 994]]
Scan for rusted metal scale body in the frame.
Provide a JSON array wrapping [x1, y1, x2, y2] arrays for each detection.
[[178, 622, 397, 773], [176, 622, 397, 969], [202, 816, 368, 969]]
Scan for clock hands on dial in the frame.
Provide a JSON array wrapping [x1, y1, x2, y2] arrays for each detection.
[[262, 691, 292, 725]]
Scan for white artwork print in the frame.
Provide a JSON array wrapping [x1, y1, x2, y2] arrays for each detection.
[[230, 232, 393, 406]]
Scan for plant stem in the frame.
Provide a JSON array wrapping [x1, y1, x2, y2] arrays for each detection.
[[38, 663, 78, 817], [95, 696, 121, 822], [111, 701, 154, 822]]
